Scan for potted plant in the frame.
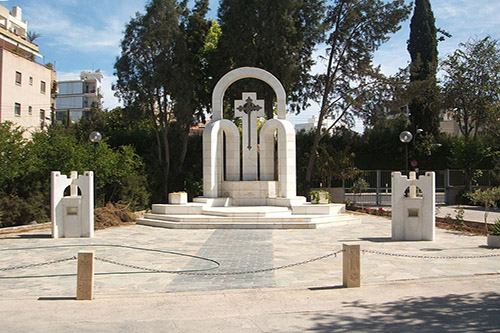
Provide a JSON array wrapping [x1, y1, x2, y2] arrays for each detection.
[[310, 190, 330, 204], [487, 219, 500, 248]]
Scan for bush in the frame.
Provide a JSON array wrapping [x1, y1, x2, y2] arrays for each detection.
[[0, 124, 150, 228]]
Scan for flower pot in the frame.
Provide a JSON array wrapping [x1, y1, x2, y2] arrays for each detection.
[[169, 192, 187, 205], [487, 235, 500, 248]]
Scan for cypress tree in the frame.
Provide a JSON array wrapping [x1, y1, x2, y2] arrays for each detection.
[[407, 0, 439, 136]]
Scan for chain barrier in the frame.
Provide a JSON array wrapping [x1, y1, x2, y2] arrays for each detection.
[[2, 246, 500, 277], [0, 256, 77, 272], [362, 249, 500, 260], [96, 249, 344, 276]]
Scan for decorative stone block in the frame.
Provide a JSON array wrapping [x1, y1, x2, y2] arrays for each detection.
[[169, 192, 187, 205], [391, 171, 435, 241], [51, 171, 94, 238]]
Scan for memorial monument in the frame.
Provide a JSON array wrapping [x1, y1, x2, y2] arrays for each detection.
[[137, 67, 359, 228]]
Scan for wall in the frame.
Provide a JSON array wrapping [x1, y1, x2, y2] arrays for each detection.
[[0, 48, 53, 134]]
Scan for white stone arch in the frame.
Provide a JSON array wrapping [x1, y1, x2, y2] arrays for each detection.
[[203, 119, 240, 197], [212, 67, 287, 121], [260, 119, 296, 198]]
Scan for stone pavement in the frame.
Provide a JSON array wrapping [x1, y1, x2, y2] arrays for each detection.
[[1, 213, 500, 297], [1, 275, 499, 332]]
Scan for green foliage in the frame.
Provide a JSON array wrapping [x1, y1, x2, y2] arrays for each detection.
[[407, 0, 440, 136], [466, 186, 500, 234], [491, 219, 500, 236], [351, 178, 369, 208], [309, 190, 331, 204], [303, 0, 411, 191], [454, 204, 465, 226], [114, 0, 212, 200], [441, 36, 500, 141], [217, 0, 324, 116], [0, 123, 149, 227], [449, 137, 495, 190]]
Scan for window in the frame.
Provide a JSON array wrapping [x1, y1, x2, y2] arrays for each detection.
[[15, 71, 21, 85], [40, 80, 46, 94], [40, 109, 45, 120], [28, 106, 32, 115], [29, 76, 33, 85], [14, 103, 21, 116]]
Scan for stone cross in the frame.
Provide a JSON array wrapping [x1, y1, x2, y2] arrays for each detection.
[[234, 92, 265, 180]]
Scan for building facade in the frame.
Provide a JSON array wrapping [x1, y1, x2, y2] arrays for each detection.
[[55, 70, 103, 122], [0, 5, 56, 134]]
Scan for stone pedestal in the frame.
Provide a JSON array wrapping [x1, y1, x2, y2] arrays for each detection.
[[169, 192, 187, 205], [51, 171, 94, 238], [391, 171, 435, 241]]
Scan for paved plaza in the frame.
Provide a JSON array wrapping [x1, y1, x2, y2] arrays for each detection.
[[1, 211, 500, 331], [1, 213, 500, 297]]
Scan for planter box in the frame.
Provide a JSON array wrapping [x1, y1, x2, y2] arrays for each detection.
[[169, 192, 187, 205], [487, 235, 500, 248], [312, 192, 330, 204]]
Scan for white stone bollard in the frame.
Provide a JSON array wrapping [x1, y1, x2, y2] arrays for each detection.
[[342, 244, 361, 288], [76, 251, 94, 300]]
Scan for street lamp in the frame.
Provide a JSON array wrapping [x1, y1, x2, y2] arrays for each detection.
[[399, 130, 412, 175], [89, 131, 102, 206], [89, 131, 102, 148]]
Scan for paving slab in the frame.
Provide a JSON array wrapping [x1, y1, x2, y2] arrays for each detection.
[[1, 213, 500, 298]]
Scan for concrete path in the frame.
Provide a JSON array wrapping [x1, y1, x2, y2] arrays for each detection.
[[436, 205, 500, 225], [1, 275, 499, 332], [1, 211, 500, 331]]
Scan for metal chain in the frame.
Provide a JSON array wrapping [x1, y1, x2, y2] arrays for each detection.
[[96, 249, 344, 276], [0, 256, 77, 272], [362, 249, 500, 260]]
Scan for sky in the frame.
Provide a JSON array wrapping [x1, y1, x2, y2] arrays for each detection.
[[5, 0, 500, 130]]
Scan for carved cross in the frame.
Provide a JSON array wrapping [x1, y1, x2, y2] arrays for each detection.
[[235, 94, 264, 150]]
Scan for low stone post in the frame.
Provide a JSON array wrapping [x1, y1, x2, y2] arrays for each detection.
[[342, 244, 361, 288], [76, 251, 94, 300]]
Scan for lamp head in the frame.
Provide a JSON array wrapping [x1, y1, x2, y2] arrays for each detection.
[[399, 131, 413, 143], [89, 131, 102, 143]]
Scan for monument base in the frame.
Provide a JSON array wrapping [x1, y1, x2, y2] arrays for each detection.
[[136, 197, 360, 229]]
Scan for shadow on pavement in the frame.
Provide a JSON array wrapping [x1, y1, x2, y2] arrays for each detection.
[[305, 292, 500, 332]]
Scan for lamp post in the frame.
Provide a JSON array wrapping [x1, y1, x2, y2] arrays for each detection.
[[399, 131, 412, 175], [89, 131, 102, 206]]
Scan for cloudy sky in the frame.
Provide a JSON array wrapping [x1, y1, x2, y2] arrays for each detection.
[[5, 0, 500, 128]]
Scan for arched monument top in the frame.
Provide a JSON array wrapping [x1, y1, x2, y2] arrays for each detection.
[[212, 67, 287, 121]]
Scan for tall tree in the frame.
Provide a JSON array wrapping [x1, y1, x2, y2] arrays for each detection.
[[441, 36, 500, 142], [303, 0, 411, 193], [442, 36, 500, 190], [407, 0, 440, 136], [216, 0, 324, 118], [114, 0, 211, 201]]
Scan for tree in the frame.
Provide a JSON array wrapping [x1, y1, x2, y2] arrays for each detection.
[[216, 0, 324, 118], [303, 0, 411, 192], [448, 137, 495, 191], [441, 36, 500, 142], [26, 31, 42, 43], [407, 0, 441, 136], [114, 0, 211, 201], [314, 143, 359, 188], [466, 187, 500, 234]]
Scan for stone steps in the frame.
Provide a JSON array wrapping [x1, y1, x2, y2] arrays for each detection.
[[136, 213, 360, 229]]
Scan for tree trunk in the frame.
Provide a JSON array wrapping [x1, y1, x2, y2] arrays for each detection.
[[177, 125, 190, 173]]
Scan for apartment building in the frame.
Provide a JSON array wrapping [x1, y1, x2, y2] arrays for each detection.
[[55, 70, 103, 122], [0, 5, 56, 134]]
